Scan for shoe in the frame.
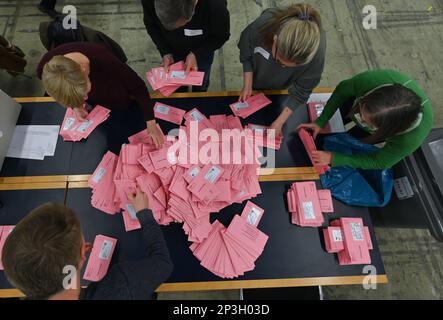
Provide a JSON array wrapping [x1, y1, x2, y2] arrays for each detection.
[[37, 4, 62, 18]]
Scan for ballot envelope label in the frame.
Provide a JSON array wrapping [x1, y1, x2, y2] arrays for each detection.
[[155, 104, 170, 115], [350, 222, 364, 241], [332, 229, 343, 242], [92, 167, 106, 184], [99, 240, 113, 260], [204, 166, 221, 183], [126, 204, 138, 220], [77, 120, 93, 133], [63, 117, 76, 131], [302, 201, 315, 220]]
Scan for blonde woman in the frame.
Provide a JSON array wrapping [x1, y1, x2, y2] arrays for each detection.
[[37, 42, 163, 148], [238, 3, 326, 134]]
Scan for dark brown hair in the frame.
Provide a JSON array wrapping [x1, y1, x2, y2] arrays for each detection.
[[351, 84, 423, 144], [260, 3, 322, 65], [1, 203, 83, 299]]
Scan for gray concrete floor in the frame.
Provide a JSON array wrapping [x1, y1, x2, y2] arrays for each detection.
[[1, 0, 442, 299]]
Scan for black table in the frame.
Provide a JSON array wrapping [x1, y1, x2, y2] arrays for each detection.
[[0, 92, 387, 296]]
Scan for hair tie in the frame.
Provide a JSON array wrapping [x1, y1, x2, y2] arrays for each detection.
[[297, 13, 312, 21]]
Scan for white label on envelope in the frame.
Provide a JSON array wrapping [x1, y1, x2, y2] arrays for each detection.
[[155, 104, 170, 115], [127, 204, 137, 220], [254, 47, 270, 60], [332, 229, 343, 242], [302, 201, 315, 220], [184, 29, 203, 36], [76, 120, 93, 133], [234, 102, 249, 111], [190, 110, 203, 122], [92, 167, 106, 183], [246, 207, 261, 226], [189, 167, 200, 178], [394, 176, 414, 200], [63, 117, 76, 131], [99, 240, 113, 260], [204, 166, 221, 183], [170, 71, 186, 79], [350, 222, 364, 241]]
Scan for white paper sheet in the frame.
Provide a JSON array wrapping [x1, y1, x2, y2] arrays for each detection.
[[6, 125, 60, 160]]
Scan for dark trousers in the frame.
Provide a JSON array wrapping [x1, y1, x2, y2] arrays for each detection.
[[173, 51, 214, 92], [40, 0, 57, 10]]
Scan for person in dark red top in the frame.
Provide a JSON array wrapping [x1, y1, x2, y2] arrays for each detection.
[[37, 42, 163, 148]]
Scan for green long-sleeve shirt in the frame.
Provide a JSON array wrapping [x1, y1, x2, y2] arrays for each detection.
[[315, 70, 433, 169]]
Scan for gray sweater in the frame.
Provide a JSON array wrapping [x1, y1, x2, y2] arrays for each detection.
[[238, 9, 326, 110], [80, 210, 173, 300]]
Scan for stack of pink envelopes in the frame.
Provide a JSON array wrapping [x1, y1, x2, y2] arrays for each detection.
[[0, 226, 15, 271], [89, 107, 263, 241], [83, 234, 117, 281], [245, 123, 283, 150], [190, 201, 268, 278], [146, 61, 205, 97], [287, 182, 333, 227], [60, 105, 111, 142], [323, 218, 373, 265], [298, 128, 330, 175], [229, 93, 272, 118]]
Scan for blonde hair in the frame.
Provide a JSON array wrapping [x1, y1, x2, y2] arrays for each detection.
[[261, 3, 322, 65], [42, 55, 88, 109]]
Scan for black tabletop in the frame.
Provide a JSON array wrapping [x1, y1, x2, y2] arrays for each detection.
[[63, 182, 384, 287], [0, 188, 66, 289], [0, 102, 73, 177]]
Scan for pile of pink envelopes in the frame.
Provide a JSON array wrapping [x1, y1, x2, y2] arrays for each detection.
[[323, 218, 373, 265], [147, 61, 205, 96], [298, 128, 330, 174], [229, 93, 272, 119], [287, 182, 333, 227], [88, 106, 270, 277], [0, 226, 15, 271], [84, 234, 117, 281], [190, 201, 268, 278], [60, 105, 111, 142]]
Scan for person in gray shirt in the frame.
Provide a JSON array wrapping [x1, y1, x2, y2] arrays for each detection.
[[238, 3, 326, 134]]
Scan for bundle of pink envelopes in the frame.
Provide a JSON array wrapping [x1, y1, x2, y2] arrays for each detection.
[[287, 181, 333, 227], [323, 218, 373, 265], [229, 93, 272, 119], [83, 234, 117, 281], [60, 105, 111, 142], [147, 61, 205, 96], [190, 201, 268, 278], [88, 106, 272, 277], [0, 226, 15, 271], [298, 128, 330, 175]]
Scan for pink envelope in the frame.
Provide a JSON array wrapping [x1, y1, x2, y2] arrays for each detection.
[[88, 151, 118, 189], [121, 144, 144, 165], [339, 218, 371, 265], [364, 226, 373, 250], [122, 208, 142, 232], [154, 102, 186, 125], [128, 129, 153, 145], [318, 189, 334, 213], [229, 93, 272, 118], [293, 182, 324, 227], [225, 215, 268, 257], [241, 201, 264, 227], [0, 226, 15, 270], [298, 128, 330, 175], [83, 235, 117, 281], [149, 147, 178, 170], [168, 70, 205, 86], [323, 227, 344, 253], [184, 108, 216, 130], [187, 164, 224, 203]]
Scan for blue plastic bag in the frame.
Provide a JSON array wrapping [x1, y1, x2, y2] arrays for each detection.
[[320, 133, 394, 207]]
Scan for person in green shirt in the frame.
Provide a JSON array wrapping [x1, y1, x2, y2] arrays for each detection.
[[297, 69, 433, 170]]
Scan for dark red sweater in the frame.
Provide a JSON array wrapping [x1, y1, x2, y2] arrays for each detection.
[[37, 42, 154, 121]]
